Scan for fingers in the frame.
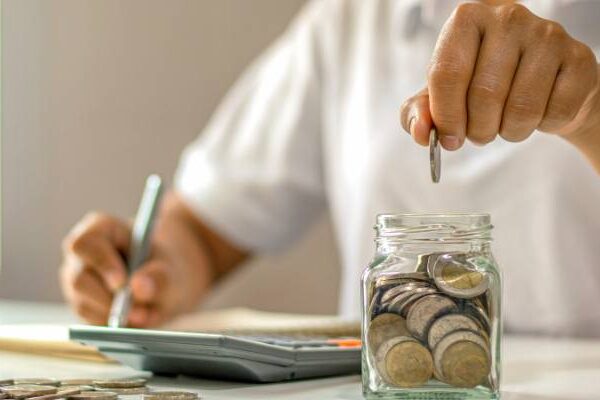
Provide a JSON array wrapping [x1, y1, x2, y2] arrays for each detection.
[[539, 42, 598, 133], [130, 260, 168, 305], [400, 89, 433, 146], [60, 263, 112, 325], [428, 3, 485, 150], [62, 212, 131, 291], [467, 26, 520, 145]]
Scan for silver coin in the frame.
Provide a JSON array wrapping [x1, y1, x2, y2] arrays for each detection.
[[390, 287, 440, 317], [380, 281, 431, 305], [68, 392, 118, 400], [27, 388, 81, 400], [429, 127, 441, 183], [13, 381, 59, 388], [92, 379, 146, 389], [463, 301, 491, 334], [143, 392, 198, 400], [427, 313, 484, 349], [1, 385, 58, 399], [59, 381, 94, 387], [95, 387, 149, 395], [406, 294, 457, 341]]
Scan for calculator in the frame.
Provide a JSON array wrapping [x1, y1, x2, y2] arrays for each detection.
[[69, 326, 361, 382]]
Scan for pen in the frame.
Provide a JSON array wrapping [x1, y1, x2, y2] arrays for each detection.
[[108, 174, 164, 328]]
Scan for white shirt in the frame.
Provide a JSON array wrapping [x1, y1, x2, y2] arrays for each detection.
[[175, 0, 600, 337]]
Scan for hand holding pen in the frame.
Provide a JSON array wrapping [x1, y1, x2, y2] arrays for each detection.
[[60, 176, 217, 327]]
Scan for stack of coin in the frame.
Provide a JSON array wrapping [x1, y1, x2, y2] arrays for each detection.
[[367, 251, 493, 389]]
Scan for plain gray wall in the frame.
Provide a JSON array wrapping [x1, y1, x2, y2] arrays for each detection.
[[1, 0, 341, 315]]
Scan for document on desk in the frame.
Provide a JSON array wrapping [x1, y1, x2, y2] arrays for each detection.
[[0, 308, 360, 362]]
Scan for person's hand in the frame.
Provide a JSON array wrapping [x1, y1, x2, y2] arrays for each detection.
[[60, 194, 221, 327], [400, 2, 600, 150]]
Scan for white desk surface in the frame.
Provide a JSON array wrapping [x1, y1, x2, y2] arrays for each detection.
[[1, 300, 599, 400]]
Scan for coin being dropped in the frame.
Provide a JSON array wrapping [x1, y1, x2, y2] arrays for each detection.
[[427, 313, 483, 349], [433, 330, 491, 388], [375, 336, 433, 388], [406, 294, 457, 341], [68, 392, 118, 400], [1, 385, 57, 399], [143, 392, 199, 400], [433, 254, 490, 299], [367, 313, 409, 352], [92, 379, 146, 389], [429, 127, 441, 183], [13, 381, 59, 388]]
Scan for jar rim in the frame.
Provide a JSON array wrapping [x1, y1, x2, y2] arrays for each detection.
[[375, 213, 492, 242]]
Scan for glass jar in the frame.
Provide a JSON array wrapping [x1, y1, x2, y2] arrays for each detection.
[[361, 214, 501, 399]]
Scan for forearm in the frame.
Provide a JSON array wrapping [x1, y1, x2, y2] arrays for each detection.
[[162, 191, 250, 282]]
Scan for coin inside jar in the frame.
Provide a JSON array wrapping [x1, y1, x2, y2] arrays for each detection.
[[433, 254, 490, 299], [427, 313, 483, 349], [406, 294, 457, 341], [433, 330, 491, 388], [375, 336, 433, 388], [367, 313, 409, 351]]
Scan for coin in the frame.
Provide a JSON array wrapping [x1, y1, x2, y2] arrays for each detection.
[[463, 301, 491, 334], [380, 281, 431, 305], [406, 294, 457, 341], [60, 387, 94, 393], [388, 287, 438, 316], [92, 379, 146, 389], [143, 392, 198, 400], [27, 388, 80, 400], [433, 254, 490, 299], [1, 385, 57, 399], [433, 330, 490, 388], [429, 127, 440, 183], [0, 382, 14, 387], [12, 381, 58, 388], [68, 392, 118, 400], [427, 313, 483, 349], [375, 336, 433, 387], [367, 313, 409, 352], [95, 387, 149, 395], [59, 381, 94, 387]]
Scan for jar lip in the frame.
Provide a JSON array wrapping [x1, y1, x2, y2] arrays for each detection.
[[375, 213, 492, 242]]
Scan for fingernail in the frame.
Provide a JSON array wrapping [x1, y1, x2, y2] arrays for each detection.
[[408, 116, 416, 136], [441, 135, 461, 151], [108, 270, 125, 291]]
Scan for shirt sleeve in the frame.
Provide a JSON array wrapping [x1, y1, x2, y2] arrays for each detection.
[[174, 1, 327, 252]]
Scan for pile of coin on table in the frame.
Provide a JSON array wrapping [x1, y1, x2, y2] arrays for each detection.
[[367, 252, 494, 389], [0, 379, 200, 400]]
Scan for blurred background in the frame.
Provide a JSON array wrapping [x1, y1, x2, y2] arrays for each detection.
[[1, 0, 340, 314]]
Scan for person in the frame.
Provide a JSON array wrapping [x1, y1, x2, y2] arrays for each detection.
[[60, 0, 600, 336]]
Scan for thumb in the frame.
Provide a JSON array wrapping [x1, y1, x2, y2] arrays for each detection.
[[400, 88, 433, 147], [130, 260, 169, 305]]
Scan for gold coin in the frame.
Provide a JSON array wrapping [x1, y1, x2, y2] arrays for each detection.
[[376, 336, 433, 387], [433, 330, 490, 388], [59, 381, 94, 387], [433, 255, 490, 299], [406, 295, 457, 341], [26, 388, 80, 400], [367, 313, 409, 352], [427, 313, 483, 349]]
